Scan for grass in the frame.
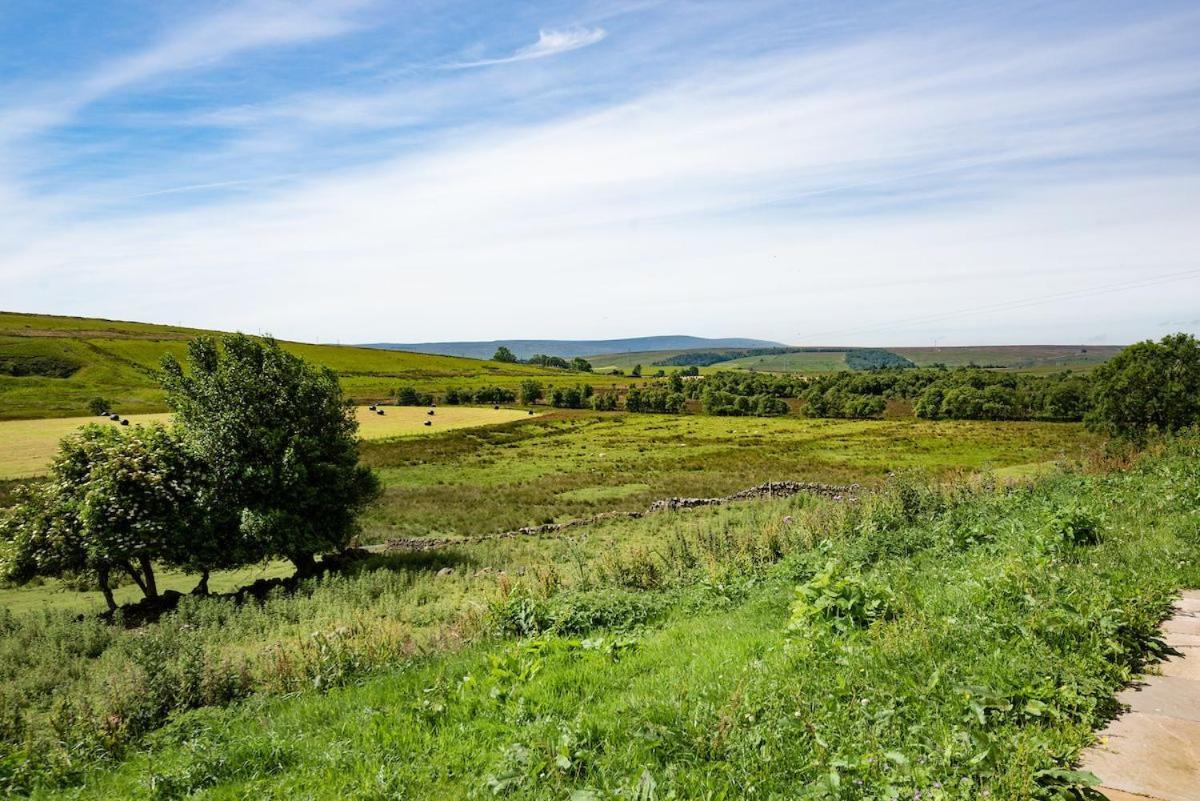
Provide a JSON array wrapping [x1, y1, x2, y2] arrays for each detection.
[[0, 312, 611, 420], [0, 406, 538, 480], [357, 410, 1096, 542], [5, 436, 1197, 798]]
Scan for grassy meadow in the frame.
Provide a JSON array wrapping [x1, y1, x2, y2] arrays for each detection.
[[2, 436, 1195, 798], [357, 411, 1096, 542]]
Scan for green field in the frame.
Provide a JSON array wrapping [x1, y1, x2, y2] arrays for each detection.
[[0, 406, 537, 480], [356, 411, 1090, 542], [0, 312, 614, 420], [3, 436, 1195, 798]]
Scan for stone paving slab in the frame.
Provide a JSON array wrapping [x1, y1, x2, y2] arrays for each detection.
[[1082, 591, 1200, 801], [1164, 617, 1200, 636], [1164, 632, 1200, 648], [1160, 654, 1200, 681], [1099, 788, 1171, 801], [1082, 713, 1200, 801], [1117, 676, 1200, 722]]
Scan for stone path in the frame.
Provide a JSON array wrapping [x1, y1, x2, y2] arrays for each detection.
[[1081, 590, 1200, 801]]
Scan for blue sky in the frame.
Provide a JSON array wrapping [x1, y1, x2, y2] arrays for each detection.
[[1, 0, 1198, 344]]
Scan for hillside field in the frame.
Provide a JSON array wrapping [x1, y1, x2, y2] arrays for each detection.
[[0, 312, 611, 420]]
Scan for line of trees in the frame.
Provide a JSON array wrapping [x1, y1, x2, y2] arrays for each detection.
[[0, 335, 380, 609]]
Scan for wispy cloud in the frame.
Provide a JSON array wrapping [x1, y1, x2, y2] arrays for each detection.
[[1, 3, 1198, 345], [0, 1, 367, 142], [451, 26, 607, 68]]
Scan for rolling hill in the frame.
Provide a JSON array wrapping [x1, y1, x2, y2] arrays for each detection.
[[0, 312, 613, 420], [363, 335, 783, 360], [589, 344, 1124, 374]]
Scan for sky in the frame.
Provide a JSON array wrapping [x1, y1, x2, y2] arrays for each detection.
[[1, 0, 1198, 346]]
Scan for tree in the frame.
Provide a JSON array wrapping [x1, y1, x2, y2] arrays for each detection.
[[631, 364, 642, 378], [87, 397, 111, 416], [1086, 333, 1200, 440], [0, 425, 209, 609], [570, 357, 593, 373], [520, 380, 544, 405], [493, 346, 517, 363], [160, 335, 380, 575]]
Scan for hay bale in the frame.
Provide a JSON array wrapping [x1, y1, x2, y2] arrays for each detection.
[[376, 409, 385, 416], [423, 420, 431, 426], [109, 414, 120, 421], [120, 419, 130, 426]]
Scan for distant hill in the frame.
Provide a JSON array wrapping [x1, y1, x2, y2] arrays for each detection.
[[364, 336, 785, 361], [590, 344, 1125, 374]]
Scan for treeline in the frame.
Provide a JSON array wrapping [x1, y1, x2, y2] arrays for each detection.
[[393, 386, 518, 405], [801, 369, 1092, 421], [492, 346, 591, 371]]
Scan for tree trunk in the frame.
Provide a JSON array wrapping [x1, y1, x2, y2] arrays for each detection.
[[290, 551, 318, 577], [192, 568, 210, 596], [121, 560, 148, 595], [97, 565, 117, 612], [138, 555, 158, 599]]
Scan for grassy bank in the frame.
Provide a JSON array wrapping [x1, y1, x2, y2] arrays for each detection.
[[2, 437, 1196, 797]]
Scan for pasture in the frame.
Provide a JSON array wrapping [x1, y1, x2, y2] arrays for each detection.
[[0, 406, 537, 479], [356, 411, 1094, 542], [0, 312, 603, 419]]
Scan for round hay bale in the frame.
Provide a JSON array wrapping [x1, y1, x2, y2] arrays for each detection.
[[423, 420, 432, 426]]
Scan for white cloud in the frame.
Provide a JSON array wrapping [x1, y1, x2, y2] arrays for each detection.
[[452, 26, 607, 68], [2, 15, 1199, 345]]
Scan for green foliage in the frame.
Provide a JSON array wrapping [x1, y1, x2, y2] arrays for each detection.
[[590, 391, 618, 411], [86, 397, 111, 416], [843, 348, 916, 370], [528, 354, 571, 369], [160, 334, 380, 572], [1086, 332, 1200, 440], [394, 386, 434, 405], [0, 355, 79, 379], [0, 425, 208, 606], [550, 385, 594, 409], [624, 386, 685, 414], [520, 380, 545, 405], [787, 561, 895, 635], [630, 364, 642, 378], [492, 346, 518, 363], [1042, 505, 1103, 550], [571, 358, 593, 373]]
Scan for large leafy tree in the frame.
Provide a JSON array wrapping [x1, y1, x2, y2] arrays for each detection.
[[160, 334, 379, 574], [1086, 332, 1200, 441], [0, 425, 208, 609]]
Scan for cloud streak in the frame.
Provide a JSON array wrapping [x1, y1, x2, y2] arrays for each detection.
[[451, 26, 607, 68]]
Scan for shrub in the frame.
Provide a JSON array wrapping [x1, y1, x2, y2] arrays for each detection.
[[787, 562, 895, 635]]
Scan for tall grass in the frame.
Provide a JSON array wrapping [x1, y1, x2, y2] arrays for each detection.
[[2, 438, 1196, 796]]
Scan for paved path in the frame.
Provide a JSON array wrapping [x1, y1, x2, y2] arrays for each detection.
[[1081, 590, 1200, 801]]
